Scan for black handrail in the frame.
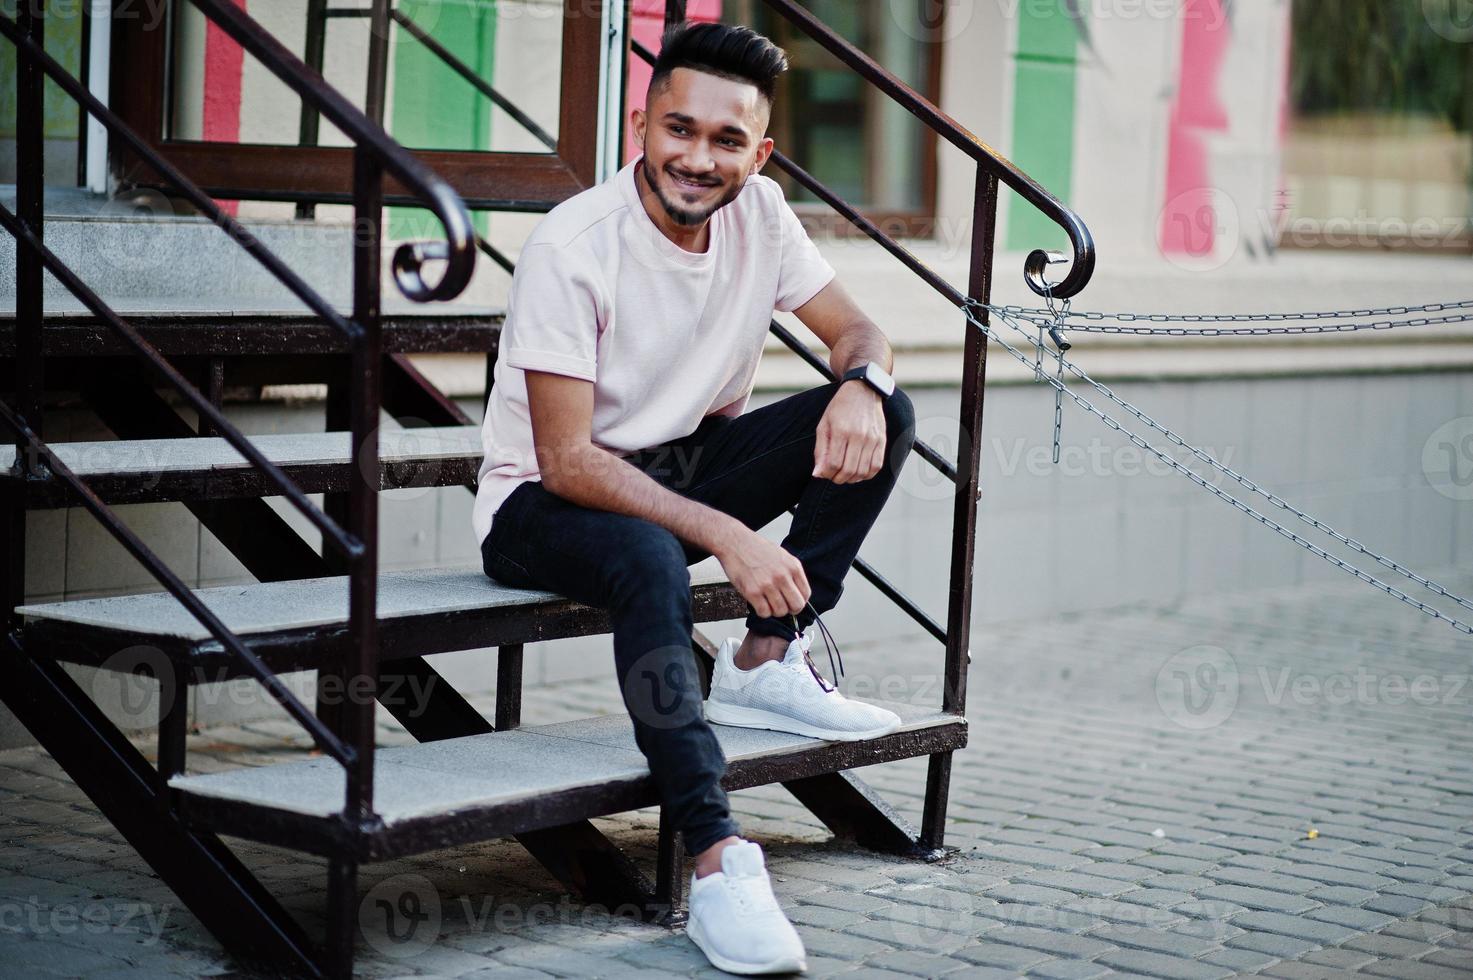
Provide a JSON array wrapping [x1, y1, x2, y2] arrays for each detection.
[[1, 0, 481, 836], [759, 0, 1096, 300], [0, 400, 354, 766]]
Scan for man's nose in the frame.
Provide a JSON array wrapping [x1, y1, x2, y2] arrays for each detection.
[[683, 142, 717, 174]]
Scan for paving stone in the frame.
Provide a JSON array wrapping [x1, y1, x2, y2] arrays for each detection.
[[975, 925, 1116, 960], [1342, 931, 1443, 958], [1358, 959, 1473, 980], [1365, 894, 1433, 917], [1085, 923, 1219, 958], [864, 949, 973, 977], [1016, 870, 1141, 898], [1116, 888, 1197, 911], [939, 967, 1032, 980], [1302, 904, 1396, 931], [952, 941, 1053, 971], [1223, 932, 1319, 959], [1092, 947, 1233, 979], [1304, 885, 1379, 906], [1196, 885, 1317, 914], [1197, 946, 1277, 971], [1422, 948, 1473, 970], [1259, 961, 1348, 979], [1026, 959, 1115, 979], [1298, 946, 1379, 969]]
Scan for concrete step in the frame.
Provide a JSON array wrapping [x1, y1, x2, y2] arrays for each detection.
[[14, 565, 749, 675], [0, 425, 482, 506], [168, 700, 967, 859], [0, 189, 509, 316]]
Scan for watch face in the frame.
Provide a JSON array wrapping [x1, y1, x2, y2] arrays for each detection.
[[865, 362, 896, 396]]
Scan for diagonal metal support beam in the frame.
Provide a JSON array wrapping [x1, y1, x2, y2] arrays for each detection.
[[0, 634, 325, 977]]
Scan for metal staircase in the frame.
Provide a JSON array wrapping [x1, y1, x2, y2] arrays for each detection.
[[2, 0, 1095, 977]]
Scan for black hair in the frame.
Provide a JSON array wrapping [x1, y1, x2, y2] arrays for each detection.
[[648, 21, 788, 105]]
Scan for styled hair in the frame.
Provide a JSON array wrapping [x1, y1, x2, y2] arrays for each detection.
[[649, 21, 788, 104]]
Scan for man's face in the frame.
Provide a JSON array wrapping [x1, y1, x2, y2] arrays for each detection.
[[633, 67, 775, 228]]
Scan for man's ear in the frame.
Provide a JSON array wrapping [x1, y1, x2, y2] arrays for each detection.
[[631, 107, 646, 149], [750, 136, 775, 176]]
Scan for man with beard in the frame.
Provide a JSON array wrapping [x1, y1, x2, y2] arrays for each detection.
[[475, 21, 915, 973]]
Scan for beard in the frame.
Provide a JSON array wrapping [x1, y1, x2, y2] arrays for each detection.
[[641, 158, 745, 227]]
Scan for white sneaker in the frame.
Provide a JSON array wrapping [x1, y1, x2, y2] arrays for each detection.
[[704, 631, 903, 741], [687, 839, 807, 975]]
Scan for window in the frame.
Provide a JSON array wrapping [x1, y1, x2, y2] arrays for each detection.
[[721, 0, 943, 237], [1284, 3, 1472, 253]]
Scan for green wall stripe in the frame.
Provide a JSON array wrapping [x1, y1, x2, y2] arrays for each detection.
[[1005, 1, 1078, 254], [0, 0, 84, 141], [388, 0, 498, 240]]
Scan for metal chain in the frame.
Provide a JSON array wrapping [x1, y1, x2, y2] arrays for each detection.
[[997, 297, 1473, 325], [1003, 309, 1473, 337], [961, 298, 1473, 637]]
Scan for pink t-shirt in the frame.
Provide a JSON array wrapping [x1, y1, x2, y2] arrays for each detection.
[[472, 154, 837, 543]]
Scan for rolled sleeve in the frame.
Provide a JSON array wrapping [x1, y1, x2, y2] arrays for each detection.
[[774, 200, 837, 313], [501, 243, 603, 381]]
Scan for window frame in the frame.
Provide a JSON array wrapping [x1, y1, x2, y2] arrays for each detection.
[[109, 0, 606, 209]]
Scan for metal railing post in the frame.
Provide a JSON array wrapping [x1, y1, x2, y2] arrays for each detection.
[[6, 0, 45, 634], [346, 145, 384, 824], [16, 0, 43, 456], [920, 168, 998, 852]]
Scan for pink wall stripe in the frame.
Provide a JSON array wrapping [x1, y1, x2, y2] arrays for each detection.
[[202, 0, 247, 215], [625, 0, 723, 165], [1158, 0, 1230, 257]]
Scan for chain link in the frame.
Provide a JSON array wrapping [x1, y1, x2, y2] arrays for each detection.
[[962, 297, 1473, 637], [997, 298, 1473, 326], [1005, 309, 1473, 337]]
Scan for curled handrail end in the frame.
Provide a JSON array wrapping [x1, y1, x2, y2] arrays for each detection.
[[391, 221, 477, 304], [1023, 234, 1096, 300]]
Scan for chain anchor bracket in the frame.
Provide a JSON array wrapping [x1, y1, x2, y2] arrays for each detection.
[[1025, 249, 1074, 352]]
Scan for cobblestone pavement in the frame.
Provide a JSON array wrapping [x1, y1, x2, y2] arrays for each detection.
[[1, 569, 1470, 979]]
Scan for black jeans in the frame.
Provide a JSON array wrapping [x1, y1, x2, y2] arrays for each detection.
[[480, 381, 916, 854]]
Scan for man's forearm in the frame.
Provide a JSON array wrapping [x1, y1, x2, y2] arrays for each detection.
[[541, 444, 741, 555], [830, 319, 893, 376]]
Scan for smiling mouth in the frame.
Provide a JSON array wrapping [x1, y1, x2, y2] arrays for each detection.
[[669, 171, 717, 190]]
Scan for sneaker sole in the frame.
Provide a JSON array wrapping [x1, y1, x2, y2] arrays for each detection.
[[704, 701, 902, 742], [687, 914, 808, 975]]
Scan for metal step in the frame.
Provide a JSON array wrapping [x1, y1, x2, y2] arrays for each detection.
[[14, 565, 750, 676], [0, 309, 501, 357], [168, 701, 967, 860], [0, 425, 482, 506]]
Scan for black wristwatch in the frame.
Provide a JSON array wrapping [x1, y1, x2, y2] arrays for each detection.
[[840, 361, 895, 400]]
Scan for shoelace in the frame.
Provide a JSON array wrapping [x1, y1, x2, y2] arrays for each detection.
[[727, 868, 781, 915], [785, 600, 844, 693]]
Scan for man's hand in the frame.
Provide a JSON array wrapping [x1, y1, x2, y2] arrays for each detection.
[[713, 525, 812, 620], [813, 380, 887, 484]]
